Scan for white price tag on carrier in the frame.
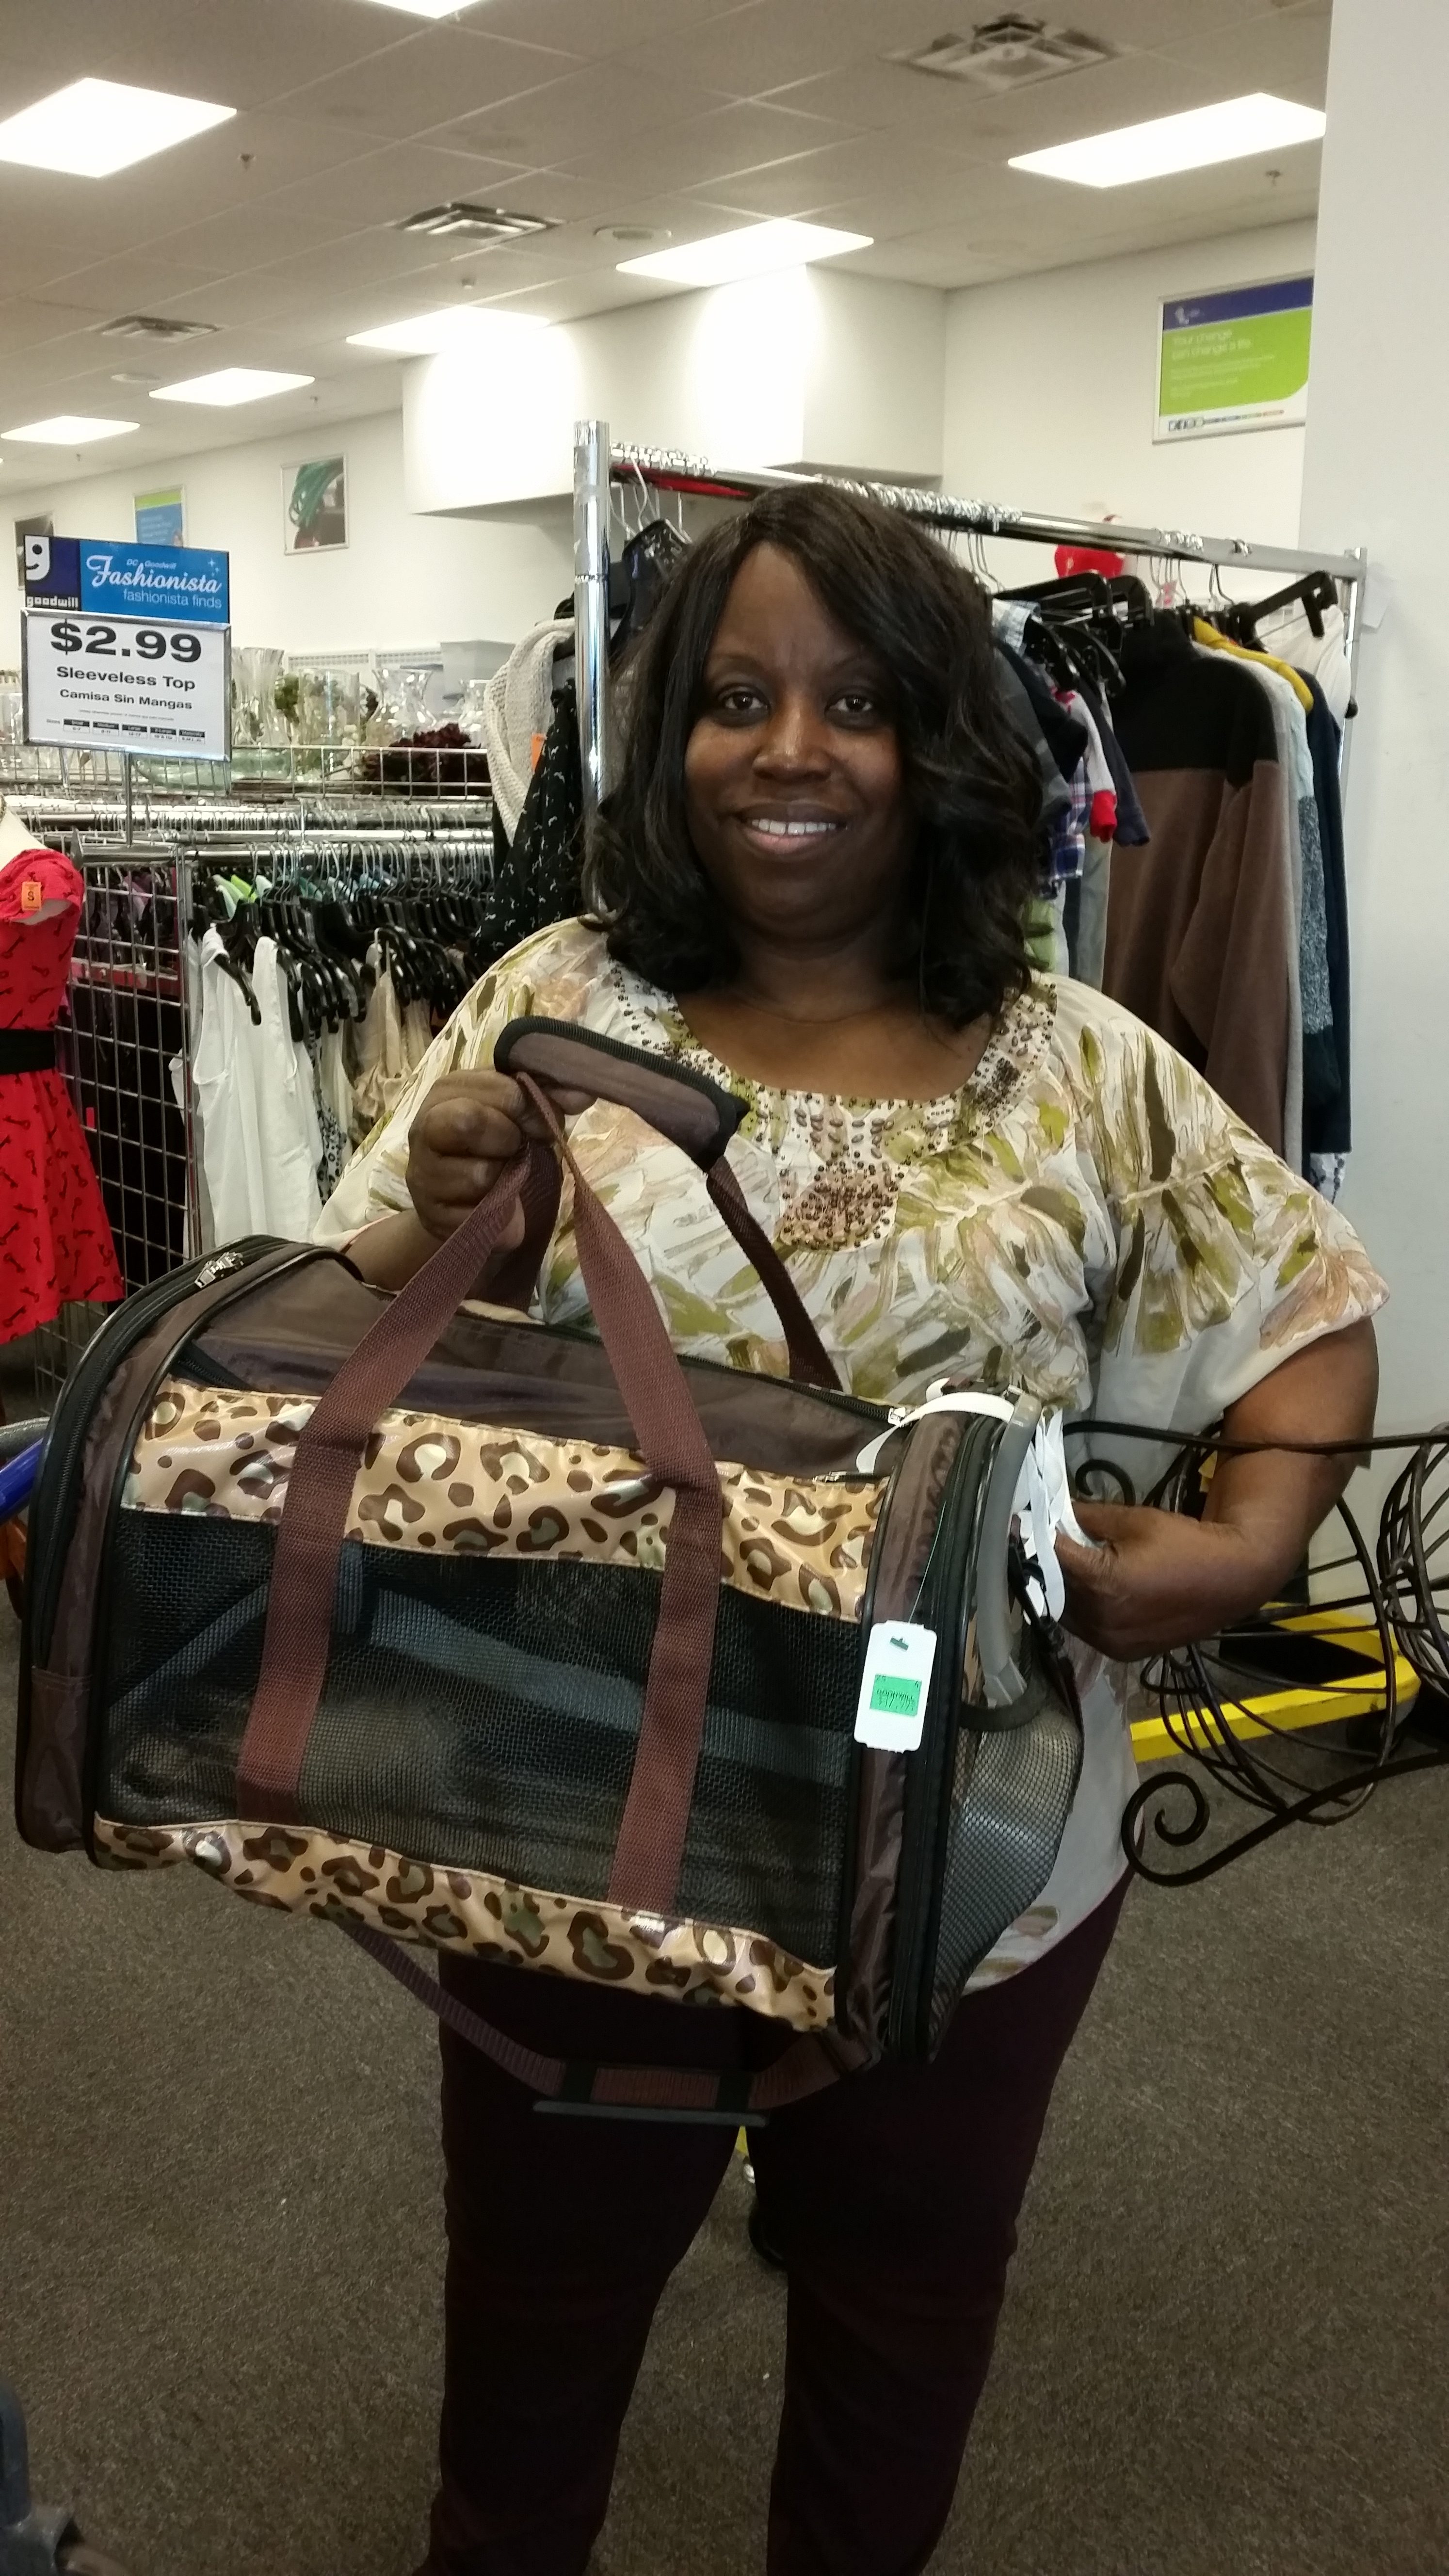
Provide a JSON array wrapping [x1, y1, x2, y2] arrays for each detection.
[[853, 1620, 938, 1754]]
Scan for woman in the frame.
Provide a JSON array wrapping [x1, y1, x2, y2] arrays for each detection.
[[319, 487, 1383, 2576]]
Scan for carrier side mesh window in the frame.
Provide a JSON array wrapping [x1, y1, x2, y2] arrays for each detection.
[[926, 1663, 1082, 2050], [98, 1513, 858, 1964]]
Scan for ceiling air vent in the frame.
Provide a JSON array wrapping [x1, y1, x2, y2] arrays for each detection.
[[395, 202, 555, 241], [99, 313, 219, 339], [891, 15, 1114, 90]]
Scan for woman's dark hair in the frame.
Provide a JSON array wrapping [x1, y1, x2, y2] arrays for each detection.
[[587, 483, 1043, 1028]]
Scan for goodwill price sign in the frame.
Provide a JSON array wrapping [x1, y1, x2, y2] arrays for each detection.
[[1156, 274, 1313, 442], [20, 531, 231, 761]]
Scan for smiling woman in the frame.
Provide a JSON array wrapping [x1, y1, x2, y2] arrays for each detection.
[[592, 483, 1041, 1066], [322, 482, 1385, 2576]]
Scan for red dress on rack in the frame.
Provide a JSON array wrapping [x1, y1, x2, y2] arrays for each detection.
[[0, 837, 123, 1341]]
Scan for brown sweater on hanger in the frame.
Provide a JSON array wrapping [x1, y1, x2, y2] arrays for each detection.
[[1105, 614, 1289, 1156]]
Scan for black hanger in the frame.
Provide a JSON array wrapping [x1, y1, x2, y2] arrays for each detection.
[[1221, 567, 1337, 646]]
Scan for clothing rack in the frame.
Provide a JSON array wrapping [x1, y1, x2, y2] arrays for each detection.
[[570, 418, 1368, 822], [21, 786, 495, 1407], [7, 789, 493, 840]]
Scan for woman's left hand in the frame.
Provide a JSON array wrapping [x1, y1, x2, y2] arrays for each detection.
[[1056, 1505, 1278, 1661], [1054, 1317, 1380, 1662]]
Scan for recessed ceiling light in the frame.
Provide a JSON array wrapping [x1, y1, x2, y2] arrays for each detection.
[[354, 0, 474, 16], [150, 368, 315, 406], [616, 219, 872, 286], [2, 416, 140, 444], [1009, 92, 1325, 188], [347, 307, 548, 354], [0, 79, 235, 179]]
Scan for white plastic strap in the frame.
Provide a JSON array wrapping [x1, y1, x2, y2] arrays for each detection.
[[854, 1390, 1014, 1475], [856, 1394, 1096, 1622]]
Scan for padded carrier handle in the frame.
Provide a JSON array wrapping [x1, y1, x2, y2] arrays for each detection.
[[495, 1018, 837, 1393]]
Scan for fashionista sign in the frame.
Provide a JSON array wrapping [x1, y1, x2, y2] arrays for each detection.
[[22, 530, 229, 623]]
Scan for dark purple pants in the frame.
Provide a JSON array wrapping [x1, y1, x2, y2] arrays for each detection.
[[417, 1879, 1126, 2576]]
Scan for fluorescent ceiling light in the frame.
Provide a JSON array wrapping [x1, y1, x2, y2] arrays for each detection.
[[0, 78, 235, 180], [617, 219, 872, 285], [353, 0, 474, 16], [1010, 93, 1325, 189], [151, 368, 315, 406], [2, 415, 139, 444], [348, 307, 547, 354]]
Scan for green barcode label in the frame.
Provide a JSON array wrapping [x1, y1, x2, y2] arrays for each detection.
[[869, 1674, 921, 1717]]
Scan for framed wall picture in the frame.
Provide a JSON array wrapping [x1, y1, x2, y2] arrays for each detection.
[[282, 455, 347, 553]]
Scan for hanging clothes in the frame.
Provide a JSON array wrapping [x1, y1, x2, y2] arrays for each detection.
[[1191, 617, 1314, 712], [485, 680, 585, 963], [1256, 595, 1355, 726], [350, 937, 413, 1141], [482, 620, 572, 842], [1302, 677, 1352, 1177], [192, 927, 322, 1243], [0, 810, 122, 1340], [1104, 614, 1292, 1158]]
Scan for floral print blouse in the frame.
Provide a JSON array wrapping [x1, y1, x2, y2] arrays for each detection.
[[317, 918, 1386, 1982]]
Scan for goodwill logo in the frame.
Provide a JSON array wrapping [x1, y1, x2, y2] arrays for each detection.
[[24, 534, 229, 625]]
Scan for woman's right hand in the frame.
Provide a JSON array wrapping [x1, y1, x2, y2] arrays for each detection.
[[406, 1070, 593, 1243]]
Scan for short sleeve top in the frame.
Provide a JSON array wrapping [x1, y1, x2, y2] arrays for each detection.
[[317, 917, 1387, 1981]]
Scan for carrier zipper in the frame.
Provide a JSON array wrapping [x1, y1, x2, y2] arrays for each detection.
[[884, 1416, 1001, 2059], [26, 1237, 286, 1668]]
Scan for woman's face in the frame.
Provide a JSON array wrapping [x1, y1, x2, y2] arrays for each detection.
[[683, 542, 911, 950]]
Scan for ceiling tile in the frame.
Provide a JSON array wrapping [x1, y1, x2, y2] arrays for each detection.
[[26, 251, 229, 308], [757, 62, 996, 134], [454, 0, 750, 58], [278, 24, 582, 143], [248, 139, 542, 232], [561, 95, 859, 196], [684, 126, 985, 221], [1154, 8, 1331, 107], [1054, 0, 1301, 44], [0, 298, 126, 357], [82, 110, 396, 248], [895, 49, 1218, 160], [613, 0, 976, 102], [87, 0, 418, 114], [439, 62, 735, 165], [0, 181, 165, 280]]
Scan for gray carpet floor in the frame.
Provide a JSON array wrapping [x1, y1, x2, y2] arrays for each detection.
[[2, 1604, 1446, 2576]]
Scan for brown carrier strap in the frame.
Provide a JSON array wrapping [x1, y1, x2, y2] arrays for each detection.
[[498, 1015, 839, 1391], [235, 1147, 564, 1823], [338, 1919, 846, 2121]]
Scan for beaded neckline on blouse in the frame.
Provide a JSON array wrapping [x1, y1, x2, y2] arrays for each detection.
[[606, 957, 1058, 1126]]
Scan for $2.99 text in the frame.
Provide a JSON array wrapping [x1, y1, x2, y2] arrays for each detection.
[[48, 619, 201, 664]]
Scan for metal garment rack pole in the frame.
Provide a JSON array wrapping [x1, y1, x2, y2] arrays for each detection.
[[573, 418, 612, 826], [573, 419, 1368, 810]]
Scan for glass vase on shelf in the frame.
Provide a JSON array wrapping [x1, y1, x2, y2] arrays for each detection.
[[231, 646, 289, 748]]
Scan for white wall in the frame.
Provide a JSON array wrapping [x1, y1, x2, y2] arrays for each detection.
[[1, 407, 573, 666], [1298, 0, 1447, 1437], [942, 220, 1316, 581], [405, 269, 945, 516]]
